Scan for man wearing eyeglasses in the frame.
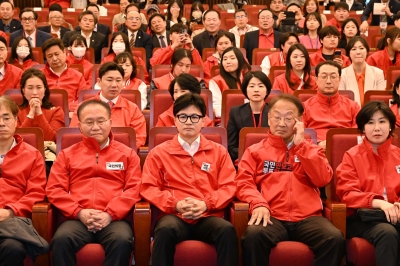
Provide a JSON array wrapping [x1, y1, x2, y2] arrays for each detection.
[[69, 62, 146, 149], [236, 93, 345, 266], [302, 61, 360, 151], [10, 8, 52, 48], [228, 9, 258, 48], [141, 93, 238, 266], [47, 97, 142, 266], [37, 8, 70, 39]]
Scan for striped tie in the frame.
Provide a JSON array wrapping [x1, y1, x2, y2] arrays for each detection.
[[130, 33, 135, 48]]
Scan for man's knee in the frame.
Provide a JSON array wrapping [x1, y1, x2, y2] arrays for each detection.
[[104, 222, 133, 248], [0, 238, 26, 258], [242, 225, 267, 245], [373, 223, 400, 243], [154, 215, 181, 238]]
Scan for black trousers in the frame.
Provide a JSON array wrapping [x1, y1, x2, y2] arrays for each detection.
[[347, 215, 400, 266], [51, 220, 133, 266], [0, 238, 26, 266], [152, 215, 239, 266], [241, 216, 345, 266]]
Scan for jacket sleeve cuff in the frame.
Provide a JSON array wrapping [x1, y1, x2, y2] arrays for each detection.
[[73, 206, 84, 220], [105, 208, 116, 221], [172, 197, 180, 213], [203, 195, 213, 211], [5, 204, 17, 217], [249, 203, 270, 215], [368, 194, 385, 208]]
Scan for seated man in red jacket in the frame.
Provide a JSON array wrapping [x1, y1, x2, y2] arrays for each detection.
[[0, 96, 46, 266], [303, 61, 360, 150], [41, 38, 87, 114], [46, 99, 142, 266], [141, 93, 238, 266], [324, 2, 350, 34], [69, 62, 147, 148], [236, 94, 345, 266]]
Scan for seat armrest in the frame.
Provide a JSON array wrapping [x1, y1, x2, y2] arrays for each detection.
[[134, 201, 151, 266], [32, 201, 52, 266], [231, 201, 249, 266], [323, 200, 346, 238]]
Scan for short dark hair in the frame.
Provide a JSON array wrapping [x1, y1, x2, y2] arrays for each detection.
[[394, 11, 400, 21], [258, 8, 271, 18], [315, 61, 342, 77], [20, 68, 53, 109], [86, 3, 100, 11], [356, 101, 396, 135], [319, 26, 340, 42], [125, 3, 139, 14], [108, 32, 131, 55], [19, 8, 38, 20], [171, 48, 193, 67], [346, 36, 370, 62], [220, 47, 251, 89], [98, 62, 124, 79], [42, 38, 64, 55], [0, 1, 14, 9], [10, 36, 35, 64], [169, 73, 201, 101], [0, 96, 18, 117], [69, 34, 88, 47], [214, 32, 235, 49], [391, 76, 400, 106], [78, 10, 98, 25], [0, 36, 6, 47], [173, 93, 206, 117], [268, 94, 304, 116], [279, 32, 300, 51], [49, 3, 62, 12], [149, 13, 166, 26], [203, 9, 220, 21], [334, 2, 349, 11], [241, 71, 272, 100], [114, 52, 137, 80], [303, 12, 322, 35], [234, 9, 248, 17], [77, 99, 111, 121], [170, 23, 188, 34]]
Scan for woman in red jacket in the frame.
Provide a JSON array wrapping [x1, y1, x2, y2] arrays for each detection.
[[114, 52, 147, 111], [209, 46, 251, 119], [101, 32, 150, 84], [203, 32, 234, 88], [390, 76, 400, 127], [272, 43, 317, 94], [66, 34, 93, 89], [336, 101, 400, 266], [366, 27, 400, 79], [17, 69, 65, 142], [8, 36, 39, 71], [156, 73, 213, 127]]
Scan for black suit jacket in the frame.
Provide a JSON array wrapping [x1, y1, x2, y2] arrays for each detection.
[[0, 19, 21, 33], [361, 0, 400, 26], [122, 28, 153, 71], [37, 26, 70, 39], [75, 23, 111, 45], [243, 30, 282, 65], [152, 31, 170, 48], [227, 103, 269, 162], [349, 1, 364, 11], [9, 29, 52, 47], [193, 30, 235, 57], [62, 30, 107, 63]]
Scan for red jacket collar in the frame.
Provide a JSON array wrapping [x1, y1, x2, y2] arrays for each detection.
[[168, 134, 213, 155], [316, 90, 340, 106], [82, 131, 115, 152], [266, 130, 291, 148], [361, 135, 392, 159]]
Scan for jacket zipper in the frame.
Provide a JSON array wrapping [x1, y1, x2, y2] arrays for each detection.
[[285, 150, 289, 162], [328, 97, 331, 108], [191, 156, 194, 164], [96, 153, 98, 164]]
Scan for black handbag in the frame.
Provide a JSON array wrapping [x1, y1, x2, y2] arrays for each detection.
[[356, 208, 388, 223]]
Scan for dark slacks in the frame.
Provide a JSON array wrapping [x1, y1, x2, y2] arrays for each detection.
[[152, 215, 238, 266], [51, 220, 133, 266], [241, 216, 345, 266], [0, 238, 26, 266]]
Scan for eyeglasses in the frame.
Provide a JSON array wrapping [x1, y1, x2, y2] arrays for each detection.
[[176, 114, 204, 123], [21, 17, 35, 22], [50, 16, 63, 20], [235, 15, 247, 19], [318, 74, 339, 80], [127, 17, 141, 21], [80, 119, 110, 127], [270, 116, 295, 125], [0, 116, 14, 125]]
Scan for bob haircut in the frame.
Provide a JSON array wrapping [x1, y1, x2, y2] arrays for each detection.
[[168, 73, 201, 101], [356, 101, 396, 136], [241, 71, 272, 100], [345, 36, 370, 62]]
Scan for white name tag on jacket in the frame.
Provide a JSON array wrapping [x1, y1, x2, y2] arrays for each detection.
[[294, 155, 300, 163], [106, 162, 124, 170]]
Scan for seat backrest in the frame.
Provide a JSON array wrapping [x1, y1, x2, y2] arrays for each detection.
[[220, 89, 282, 128], [4, 88, 69, 126], [293, 90, 355, 102], [32, 47, 44, 64], [372, 34, 384, 48], [238, 127, 318, 161], [149, 89, 213, 129], [386, 66, 400, 90], [70, 64, 84, 76], [132, 47, 146, 66], [56, 127, 136, 155], [15, 127, 45, 159], [269, 66, 286, 84], [148, 127, 228, 151], [364, 90, 393, 106], [252, 48, 279, 66], [152, 65, 204, 79]]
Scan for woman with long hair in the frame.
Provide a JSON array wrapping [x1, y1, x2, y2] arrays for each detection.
[[17, 68, 64, 142], [187, 1, 204, 32], [390, 76, 400, 127], [203, 32, 235, 88], [9, 36, 39, 70], [272, 43, 317, 94], [339, 37, 385, 106], [87, 0, 107, 16], [209, 46, 251, 119], [299, 0, 326, 27], [166, 0, 186, 27], [299, 12, 322, 49], [366, 27, 400, 79], [338, 18, 360, 49]]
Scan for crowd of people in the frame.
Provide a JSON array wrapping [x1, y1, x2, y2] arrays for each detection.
[[1, 0, 400, 265]]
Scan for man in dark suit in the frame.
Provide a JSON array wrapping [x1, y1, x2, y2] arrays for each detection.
[[193, 9, 235, 58], [10, 8, 52, 47], [344, 0, 363, 11], [360, 0, 400, 32], [122, 9, 153, 71], [149, 13, 170, 48], [243, 9, 282, 65], [62, 10, 107, 64], [37, 9, 70, 39], [0, 1, 21, 33]]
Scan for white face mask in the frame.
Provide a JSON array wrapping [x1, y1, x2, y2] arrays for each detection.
[[16, 46, 30, 59], [71, 47, 86, 58], [112, 42, 126, 55]]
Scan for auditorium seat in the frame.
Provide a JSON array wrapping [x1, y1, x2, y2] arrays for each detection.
[[77, 89, 141, 110], [293, 90, 355, 102], [151, 64, 204, 79], [363, 90, 393, 106]]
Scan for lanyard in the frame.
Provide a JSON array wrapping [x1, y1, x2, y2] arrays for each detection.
[[251, 104, 265, 127], [264, 33, 274, 46], [307, 34, 319, 49]]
